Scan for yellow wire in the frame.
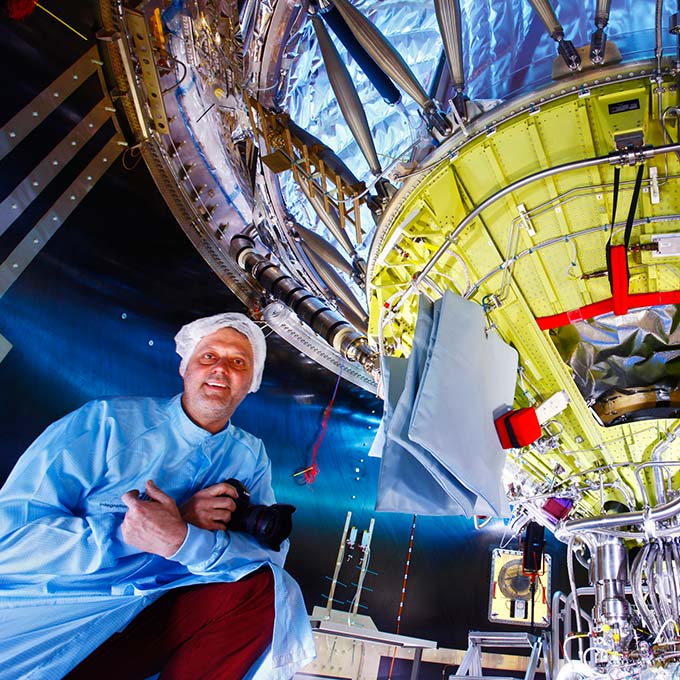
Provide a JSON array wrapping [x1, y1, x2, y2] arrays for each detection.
[[35, 3, 88, 41]]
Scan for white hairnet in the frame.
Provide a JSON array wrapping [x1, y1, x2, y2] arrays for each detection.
[[174, 313, 267, 393]]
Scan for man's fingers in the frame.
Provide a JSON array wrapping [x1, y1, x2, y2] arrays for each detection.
[[145, 480, 174, 506], [211, 496, 237, 512], [212, 509, 233, 523], [122, 489, 140, 507], [200, 482, 239, 499]]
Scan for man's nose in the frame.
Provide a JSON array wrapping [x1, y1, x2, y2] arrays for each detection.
[[211, 357, 231, 373]]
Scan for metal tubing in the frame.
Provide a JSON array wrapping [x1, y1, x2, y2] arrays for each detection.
[[332, 0, 428, 107], [331, 0, 449, 133], [351, 517, 375, 617], [230, 235, 377, 371], [287, 119, 363, 190], [320, 5, 401, 104], [326, 511, 352, 617], [551, 591, 567, 670], [296, 178, 357, 258], [656, 0, 664, 71], [526, 0, 563, 38], [650, 425, 680, 505], [434, 0, 465, 90], [595, 0, 611, 27], [562, 494, 680, 536], [300, 242, 369, 330], [312, 14, 382, 175], [292, 222, 354, 275], [413, 143, 680, 288]]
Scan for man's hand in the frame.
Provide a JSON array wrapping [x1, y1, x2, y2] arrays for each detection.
[[180, 482, 239, 531], [121, 480, 188, 558]]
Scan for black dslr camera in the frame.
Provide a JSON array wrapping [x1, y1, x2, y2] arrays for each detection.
[[226, 478, 295, 551]]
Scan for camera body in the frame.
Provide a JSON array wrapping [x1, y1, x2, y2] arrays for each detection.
[[226, 478, 295, 551]]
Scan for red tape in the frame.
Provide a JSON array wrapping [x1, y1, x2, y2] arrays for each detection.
[[536, 290, 680, 330]]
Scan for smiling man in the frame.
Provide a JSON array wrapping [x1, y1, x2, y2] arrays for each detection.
[[0, 313, 315, 680]]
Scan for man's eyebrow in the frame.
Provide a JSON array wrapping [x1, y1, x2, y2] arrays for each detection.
[[200, 343, 252, 357]]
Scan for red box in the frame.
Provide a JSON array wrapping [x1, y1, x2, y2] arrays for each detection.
[[494, 408, 541, 449]]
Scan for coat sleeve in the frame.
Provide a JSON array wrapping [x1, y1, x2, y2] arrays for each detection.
[[170, 439, 288, 576], [0, 404, 131, 576]]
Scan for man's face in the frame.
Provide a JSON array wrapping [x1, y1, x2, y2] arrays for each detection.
[[181, 327, 255, 433]]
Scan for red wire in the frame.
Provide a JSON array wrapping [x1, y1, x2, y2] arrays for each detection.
[[304, 369, 342, 484], [387, 514, 417, 679]]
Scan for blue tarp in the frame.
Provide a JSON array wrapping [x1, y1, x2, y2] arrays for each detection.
[[375, 292, 518, 517]]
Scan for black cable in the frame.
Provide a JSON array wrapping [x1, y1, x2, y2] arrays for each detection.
[[161, 55, 188, 94]]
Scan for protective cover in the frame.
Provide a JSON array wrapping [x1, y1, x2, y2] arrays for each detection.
[[375, 292, 517, 516], [550, 305, 680, 404]]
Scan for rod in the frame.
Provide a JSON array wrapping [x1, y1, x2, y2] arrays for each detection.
[[434, 0, 465, 90], [311, 12, 382, 175], [412, 143, 680, 289], [331, 0, 449, 134], [351, 517, 375, 618], [326, 511, 352, 618]]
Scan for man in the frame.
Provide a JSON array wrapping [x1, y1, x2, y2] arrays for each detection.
[[0, 312, 315, 679]]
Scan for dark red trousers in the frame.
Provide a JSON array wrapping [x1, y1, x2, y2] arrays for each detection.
[[65, 567, 274, 680]]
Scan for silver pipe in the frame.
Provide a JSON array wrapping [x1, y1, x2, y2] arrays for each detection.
[[326, 511, 352, 617], [651, 425, 680, 505], [286, 118, 363, 190], [635, 460, 680, 508], [567, 536, 585, 656], [413, 143, 680, 288], [296, 177, 357, 258], [351, 517, 374, 618], [663, 541, 678, 625], [631, 544, 658, 631], [230, 234, 378, 372], [590, 0, 611, 63], [311, 13, 382, 175], [590, 537, 630, 632], [300, 241, 369, 331], [551, 590, 567, 668], [563, 588, 595, 659], [610, 481, 636, 514], [331, 0, 449, 134], [560, 494, 680, 535], [527, 0, 563, 38], [656, 0, 664, 73], [433, 0, 465, 90], [595, 0, 611, 27], [291, 221, 354, 276]]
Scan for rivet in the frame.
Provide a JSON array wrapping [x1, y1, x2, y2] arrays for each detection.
[[32, 111, 39, 117], [33, 238, 39, 244], [73, 74, 79, 80], [12, 263, 18, 269], [53, 92, 59, 98], [9, 131, 16, 138], [52, 216, 59, 222], [32, 181, 39, 187], [71, 141, 77, 146], [52, 160, 59, 166], [11, 204, 17, 210], [103, 157, 108, 163], [70, 194, 76, 200], [86, 175, 93, 181]]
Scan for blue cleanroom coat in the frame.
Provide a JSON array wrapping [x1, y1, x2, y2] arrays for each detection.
[[0, 394, 316, 679]]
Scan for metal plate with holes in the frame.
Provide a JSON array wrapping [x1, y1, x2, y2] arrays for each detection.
[[124, 9, 169, 135]]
